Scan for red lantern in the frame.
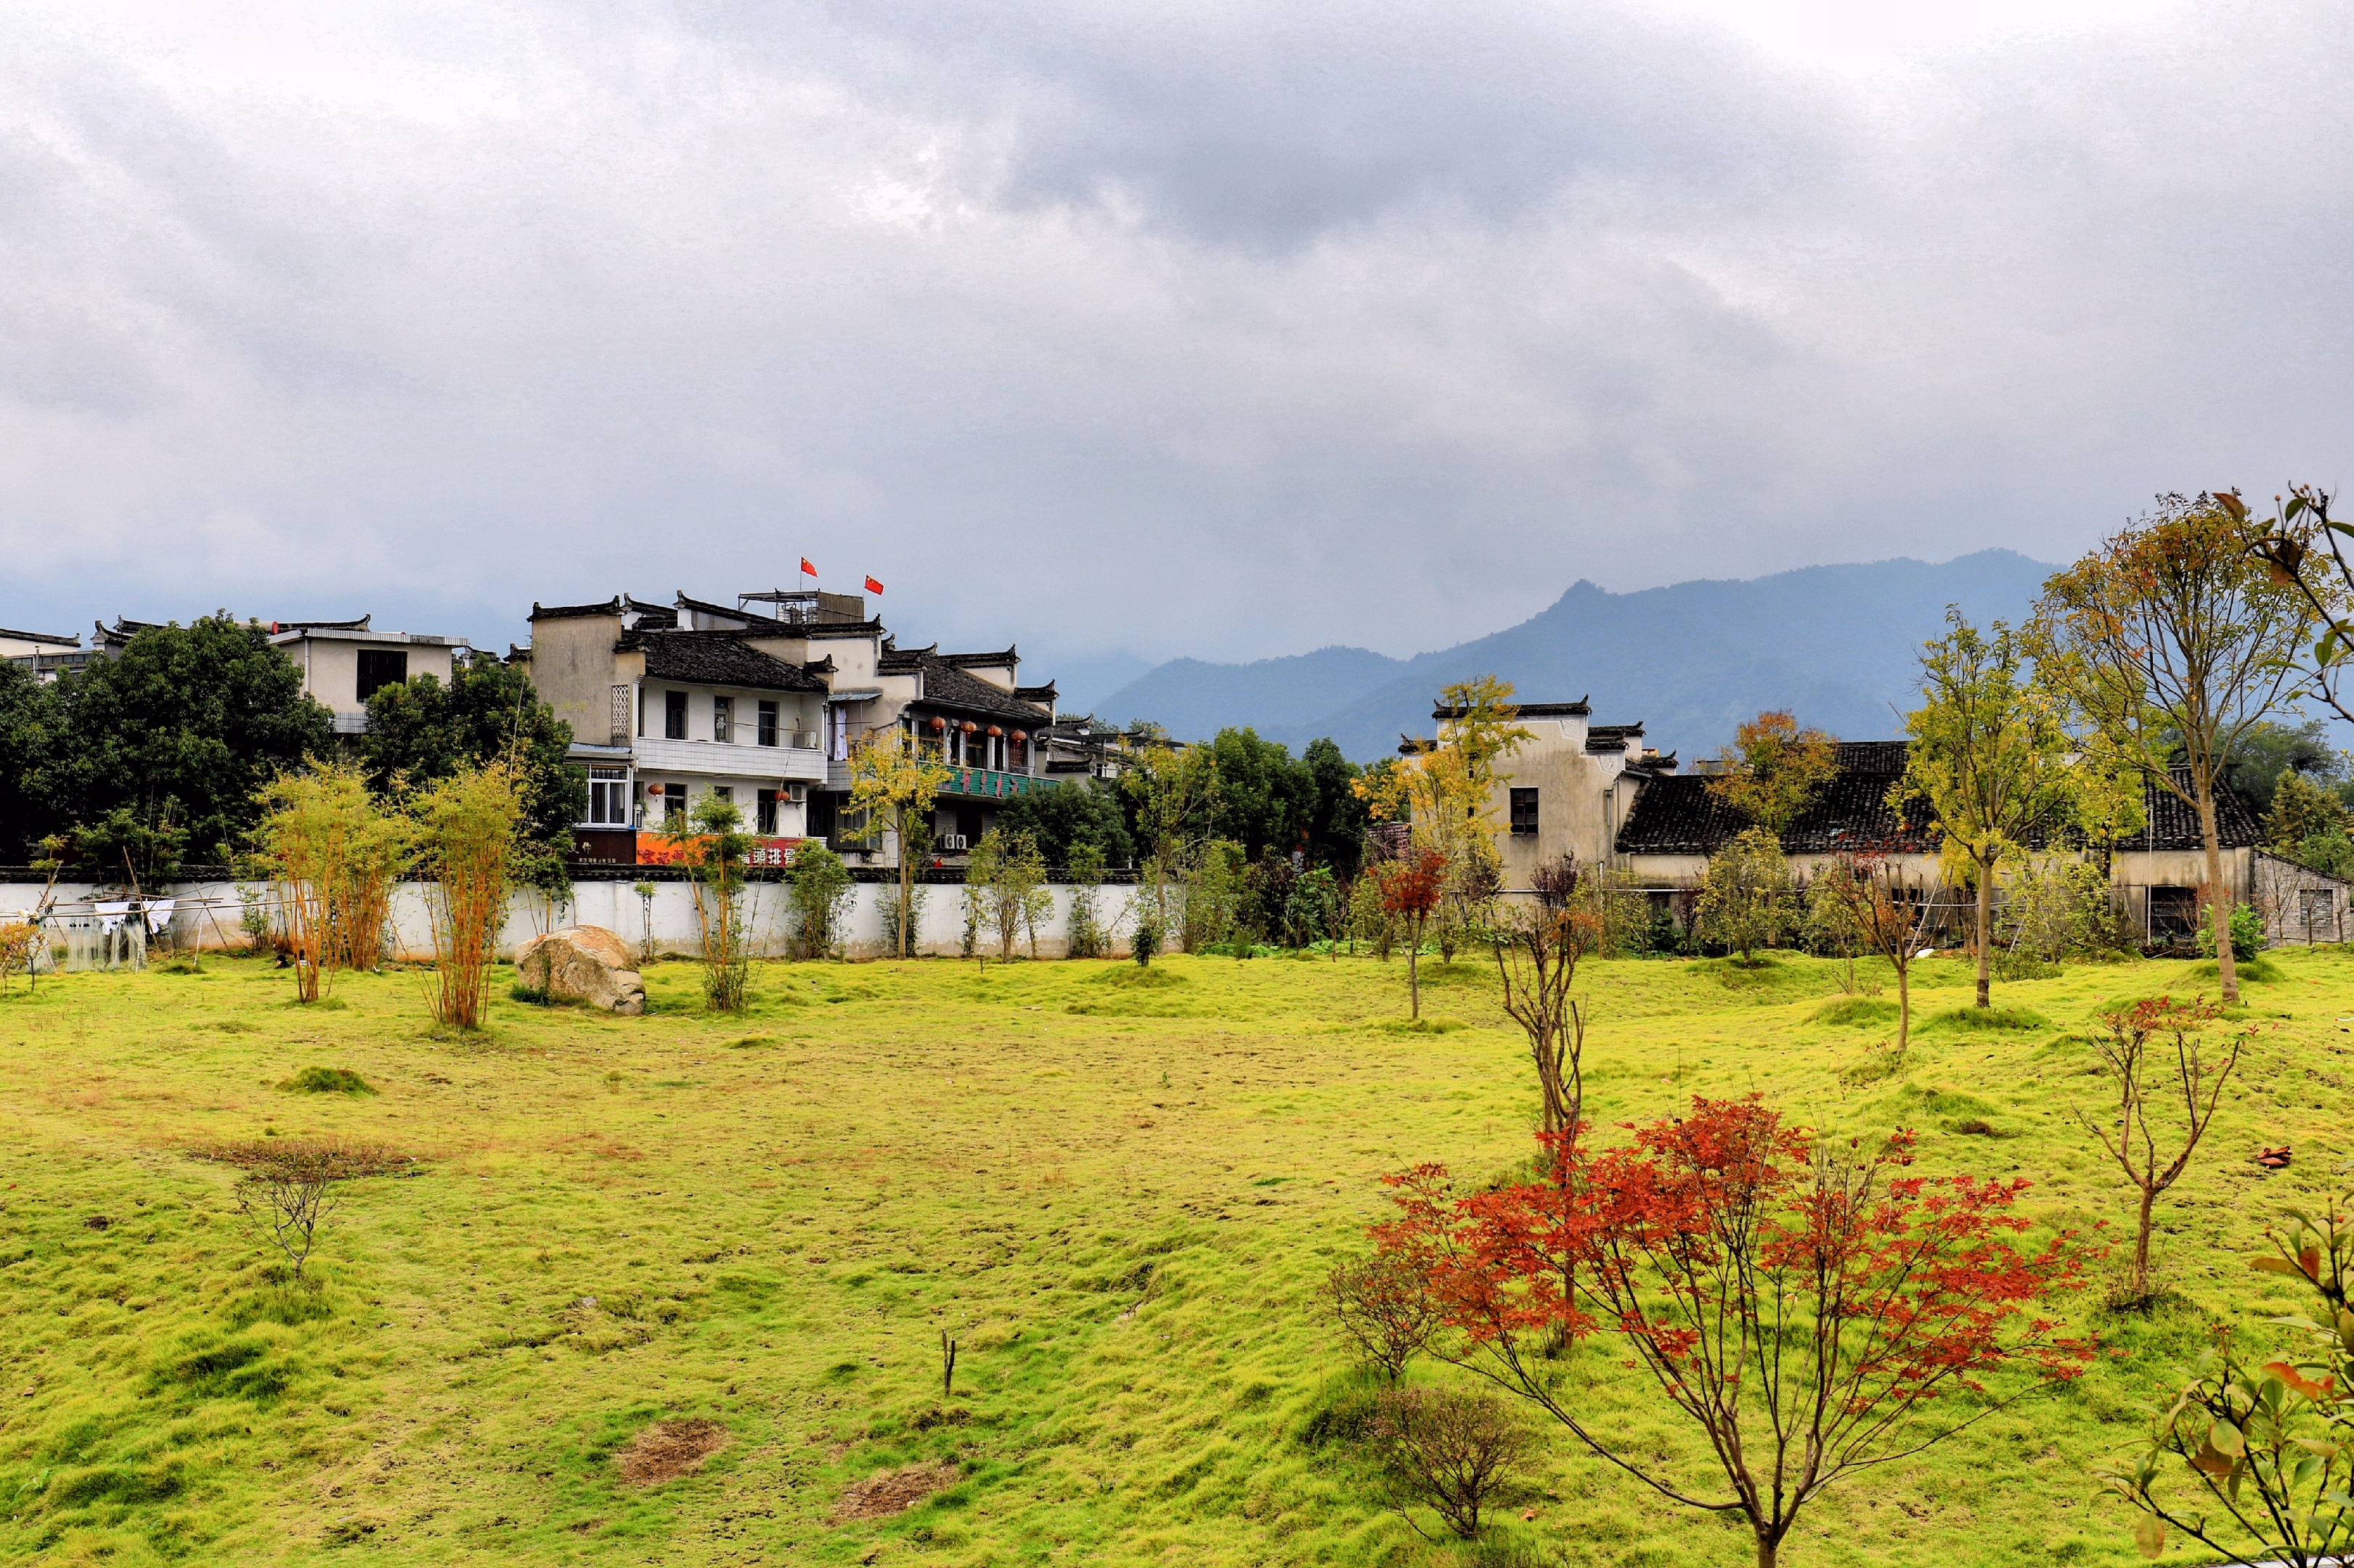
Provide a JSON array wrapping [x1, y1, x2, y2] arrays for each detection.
[[1012, 730, 1027, 743], [961, 720, 977, 735], [928, 716, 945, 732], [986, 724, 1002, 738]]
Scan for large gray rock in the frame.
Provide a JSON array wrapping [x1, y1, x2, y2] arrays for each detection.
[[516, 926, 646, 1016]]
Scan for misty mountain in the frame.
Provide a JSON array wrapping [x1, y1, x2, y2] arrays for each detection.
[[1089, 550, 2058, 762]]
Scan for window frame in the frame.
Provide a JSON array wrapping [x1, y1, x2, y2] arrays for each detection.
[[712, 693, 733, 744], [1509, 786, 1540, 836], [757, 700, 779, 747], [663, 689, 688, 740], [355, 647, 409, 704]]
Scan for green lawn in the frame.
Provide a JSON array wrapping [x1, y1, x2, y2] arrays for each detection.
[[1, 944, 2347, 1566]]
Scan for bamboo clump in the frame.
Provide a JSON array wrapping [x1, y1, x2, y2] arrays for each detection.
[[416, 763, 524, 1030]]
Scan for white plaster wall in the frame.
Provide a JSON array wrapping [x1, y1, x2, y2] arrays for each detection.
[[0, 878, 1148, 963]]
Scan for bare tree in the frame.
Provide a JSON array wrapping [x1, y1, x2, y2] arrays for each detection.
[[195, 1138, 415, 1282], [1493, 854, 1591, 1142], [2077, 995, 2242, 1303], [1807, 849, 1934, 1056], [1369, 1387, 1534, 1540], [1324, 1251, 1441, 1384]]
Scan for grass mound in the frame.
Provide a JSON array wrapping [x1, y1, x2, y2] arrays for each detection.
[[1921, 1004, 2049, 1033], [277, 1066, 373, 1095], [2189, 955, 2284, 984], [1094, 966, 1187, 989], [1809, 995, 1897, 1028]]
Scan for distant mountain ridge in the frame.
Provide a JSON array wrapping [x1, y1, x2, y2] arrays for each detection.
[[1091, 550, 2058, 762]]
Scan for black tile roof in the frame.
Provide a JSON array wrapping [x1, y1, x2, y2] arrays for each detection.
[[1615, 743, 2259, 857], [1435, 697, 1591, 719], [274, 616, 371, 632], [881, 645, 1051, 722], [2125, 767, 2262, 852], [1587, 722, 1645, 753], [530, 597, 622, 621], [1013, 682, 1057, 705], [797, 620, 884, 639], [0, 627, 78, 646], [673, 592, 794, 632], [941, 647, 1018, 670], [624, 631, 828, 693]]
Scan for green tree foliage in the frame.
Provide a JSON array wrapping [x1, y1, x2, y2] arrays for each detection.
[[1209, 727, 1318, 862], [1302, 739, 1370, 876], [0, 661, 60, 860], [359, 653, 584, 886], [786, 841, 854, 960], [2266, 767, 2352, 855], [2215, 716, 2342, 819], [1697, 826, 1793, 961], [47, 615, 335, 875], [991, 781, 1134, 866], [1899, 611, 2078, 1009]]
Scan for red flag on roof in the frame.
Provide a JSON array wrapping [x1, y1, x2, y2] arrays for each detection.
[[799, 557, 818, 577], [864, 575, 884, 595]]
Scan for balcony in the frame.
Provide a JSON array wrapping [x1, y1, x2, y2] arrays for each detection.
[[631, 735, 826, 780], [938, 765, 1047, 801]]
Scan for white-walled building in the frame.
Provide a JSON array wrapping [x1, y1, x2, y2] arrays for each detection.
[[264, 618, 468, 734]]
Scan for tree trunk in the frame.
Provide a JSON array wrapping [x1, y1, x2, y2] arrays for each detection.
[[1896, 963, 1911, 1056], [1409, 921, 1421, 1020], [2196, 776, 2239, 1004], [2133, 1183, 2156, 1299], [1974, 854, 1994, 1008], [1757, 1533, 1780, 1568], [897, 807, 913, 960]]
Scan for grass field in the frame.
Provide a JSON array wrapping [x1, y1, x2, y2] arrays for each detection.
[[1, 942, 2349, 1567]]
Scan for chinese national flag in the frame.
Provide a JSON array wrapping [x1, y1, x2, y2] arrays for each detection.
[[864, 575, 885, 595], [799, 557, 818, 578]]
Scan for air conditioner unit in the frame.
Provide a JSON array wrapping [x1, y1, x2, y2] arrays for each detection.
[[784, 783, 809, 803], [940, 833, 969, 852]]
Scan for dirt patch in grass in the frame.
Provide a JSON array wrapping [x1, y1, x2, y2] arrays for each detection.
[[834, 1460, 961, 1520], [612, 1418, 729, 1484]]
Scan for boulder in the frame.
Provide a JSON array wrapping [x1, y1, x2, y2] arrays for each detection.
[[516, 926, 646, 1016]]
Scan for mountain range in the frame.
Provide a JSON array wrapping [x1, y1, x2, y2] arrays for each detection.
[[1088, 550, 2059, 763]]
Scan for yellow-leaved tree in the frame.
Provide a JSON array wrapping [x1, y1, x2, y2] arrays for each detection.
[[847, 728, 954, 960], [1897, 611, 2078, 1010], [1355, 675, 1531, 952], [2035, 494, 2313, 1003]]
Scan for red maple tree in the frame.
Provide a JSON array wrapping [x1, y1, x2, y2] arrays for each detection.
[[1374, 1096, 2098, 1568], [1377, 847, 1447, 1020]]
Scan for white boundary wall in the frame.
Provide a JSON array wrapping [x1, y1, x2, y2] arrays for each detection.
[[0, 879, 1152, 963]]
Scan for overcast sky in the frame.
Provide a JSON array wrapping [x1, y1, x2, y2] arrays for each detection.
[[3, 0, 2348, 691]]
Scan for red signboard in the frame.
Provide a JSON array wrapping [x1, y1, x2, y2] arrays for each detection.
[[635, 835, 805, 867]]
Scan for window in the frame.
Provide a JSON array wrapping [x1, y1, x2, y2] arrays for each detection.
[[758, 700, 779, 747], [1510, 787, 1540, 836], [664, 690, 688, 740], [587, 767, 629, 826], [757, 788, 778, 834], [713, 785, 733, 807], [661, 783, 685, 825], [712, 694, 733, 743], [356, 648, 408, 703]]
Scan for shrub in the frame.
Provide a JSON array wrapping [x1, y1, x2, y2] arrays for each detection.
[[2194, 902, 2265, 962], [1131, 917, 1160, 967], [1066, 844, 1108, 958], [192, 1138, 415, 1281], [786, 841, 854, 960], [1368, 1387, 1533, 1540], [1324, 1251, 1440, 1384], [279, 1066, 373, 1095]]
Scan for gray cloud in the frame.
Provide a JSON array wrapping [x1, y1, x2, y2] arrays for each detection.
[[0, 0, 2349, 690]]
